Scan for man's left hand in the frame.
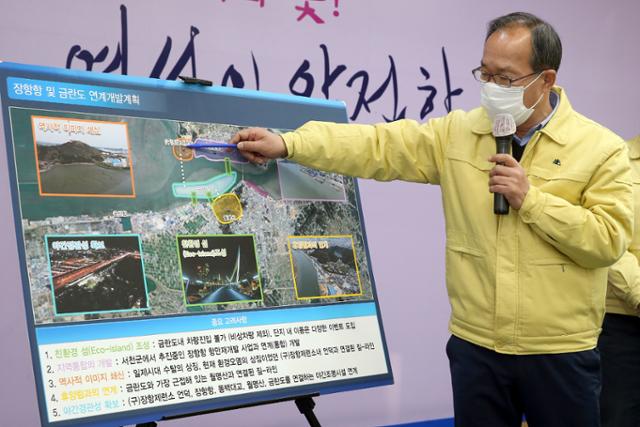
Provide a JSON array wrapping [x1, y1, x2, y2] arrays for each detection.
[[488, 154, 530, 210]]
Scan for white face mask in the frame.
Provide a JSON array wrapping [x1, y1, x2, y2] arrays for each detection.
[[480, 73, 544, 126]]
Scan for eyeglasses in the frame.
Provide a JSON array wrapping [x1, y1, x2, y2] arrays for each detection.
[[471, 66, 543, 88]]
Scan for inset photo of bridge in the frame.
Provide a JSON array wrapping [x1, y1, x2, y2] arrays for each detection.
[[45, 234, 149, 316], [176, 234, 263, 306]]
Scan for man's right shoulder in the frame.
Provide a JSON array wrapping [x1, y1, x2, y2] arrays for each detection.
[[435, 107, 491, 139]]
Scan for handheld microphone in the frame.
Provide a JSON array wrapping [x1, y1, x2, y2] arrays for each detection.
[[492, 113, 516, 215]]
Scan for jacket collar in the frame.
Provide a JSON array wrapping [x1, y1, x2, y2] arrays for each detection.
[[471, 86, 571, 146]]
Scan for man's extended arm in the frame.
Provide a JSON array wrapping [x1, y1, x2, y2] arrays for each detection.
[[232, 117, 450, 184]]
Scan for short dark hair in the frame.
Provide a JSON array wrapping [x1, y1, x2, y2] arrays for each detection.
[[486, 12, 562, 72]]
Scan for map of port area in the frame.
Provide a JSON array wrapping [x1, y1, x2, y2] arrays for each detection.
[[0, 63, 392, 426]]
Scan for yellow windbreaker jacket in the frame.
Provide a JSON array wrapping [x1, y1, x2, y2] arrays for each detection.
[[606, 135, 640, 316], [282, 87, 633, 354]]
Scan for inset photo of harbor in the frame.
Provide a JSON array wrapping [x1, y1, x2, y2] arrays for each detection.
[[288, 235, 363, 300], [32, 116, 135, 197], [45, 234, 149, 316]]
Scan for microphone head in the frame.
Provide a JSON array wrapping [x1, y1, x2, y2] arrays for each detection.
[[492, 113, 516, 137]]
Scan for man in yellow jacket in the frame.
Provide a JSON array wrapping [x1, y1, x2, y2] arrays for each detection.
[[599, 134, 640, 427], [232, 12, 633, 427]]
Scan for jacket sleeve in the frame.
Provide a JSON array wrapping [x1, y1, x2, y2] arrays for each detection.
[[608, 251, 640, 314], [280, 117, 449, 184], [518, 142, 634, 269]]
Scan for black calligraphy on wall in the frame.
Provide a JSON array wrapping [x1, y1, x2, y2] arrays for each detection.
[[65, 4, 463, 122]]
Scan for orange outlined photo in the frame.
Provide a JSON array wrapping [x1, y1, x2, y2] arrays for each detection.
[[31, 116, 136, 198]]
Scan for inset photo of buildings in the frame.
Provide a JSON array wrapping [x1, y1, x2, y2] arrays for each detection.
[[32, 116, 135, 197], [45, 234, 149, 316], [288, 235, 363, 299], [177, 234, 263, 306]]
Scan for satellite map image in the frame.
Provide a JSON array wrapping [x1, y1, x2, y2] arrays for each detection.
[[9, 107, 374, 325]]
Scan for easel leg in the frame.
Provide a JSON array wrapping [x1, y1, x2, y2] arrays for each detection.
[[295, 396, 321, 427]]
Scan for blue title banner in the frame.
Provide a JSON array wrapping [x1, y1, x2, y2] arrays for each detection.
[[36, 302, 378, 345], [7, 76, 165, 111]]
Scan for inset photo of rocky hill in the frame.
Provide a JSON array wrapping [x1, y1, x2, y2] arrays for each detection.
[[32, 116, 135, 197]]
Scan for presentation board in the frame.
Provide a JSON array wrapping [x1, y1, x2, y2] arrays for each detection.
[[0, 62, 393, 427]]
